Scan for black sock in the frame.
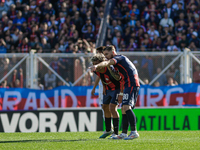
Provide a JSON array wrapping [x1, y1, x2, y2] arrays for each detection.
[[126, 109, 136, 131], [105, 117, 111, 132], [113, 118, 119, 135], [122, 114, 129, 134]]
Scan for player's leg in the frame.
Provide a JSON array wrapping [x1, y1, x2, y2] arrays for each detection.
[[107, 89, 120, 139], [99, 92, 113, 138], [113, 106, 128, 139], [107, 103, 119, 139], [102, 104, 112, 131], [122, 87, 140, 140], [99, 81, 114, 129]]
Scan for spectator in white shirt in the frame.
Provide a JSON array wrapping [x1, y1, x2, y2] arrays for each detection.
[[167, 39, 180, 52], [147, 24, 159, 41], [159, 12, 174, 31]]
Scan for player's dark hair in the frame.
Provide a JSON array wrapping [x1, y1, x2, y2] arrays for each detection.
[[96, 46, 106, 53], [103, 45, 115, 52], [91, 53, 106, 62]]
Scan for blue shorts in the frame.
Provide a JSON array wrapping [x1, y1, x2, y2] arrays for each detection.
[[103, 89, 120, 105], [122, 86, 140, 109]]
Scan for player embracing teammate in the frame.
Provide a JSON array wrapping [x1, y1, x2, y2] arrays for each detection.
[[90, 45, 140, 140]]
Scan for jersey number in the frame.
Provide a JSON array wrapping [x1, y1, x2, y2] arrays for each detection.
[[123, 94, 129, 100]]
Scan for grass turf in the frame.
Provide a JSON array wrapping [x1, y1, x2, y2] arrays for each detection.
[[0, 131, 199, 150]]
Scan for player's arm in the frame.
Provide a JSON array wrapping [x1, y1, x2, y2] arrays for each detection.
[[89, 59, 115, 72], [118, 79, 124, 104], [107, 65, 121, 81], [102, 80, 107, 95], [91, 76, 100, 95], [120, 80, 124, 93]]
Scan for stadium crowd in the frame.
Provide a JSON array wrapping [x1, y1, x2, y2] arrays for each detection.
[[0, 0, 200, 53], [0, 0, 200, 89], [108, 0, 200, 52], [0, 0, 102, 53]]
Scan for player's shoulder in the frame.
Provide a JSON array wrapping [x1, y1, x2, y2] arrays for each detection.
[[113, 54, 125, 59]]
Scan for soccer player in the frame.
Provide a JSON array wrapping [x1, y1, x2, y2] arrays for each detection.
[[89, 45, 140, 140], [91, 53, 122, 139], [91, 46, 113, 131], [91, 46, 106, 111]]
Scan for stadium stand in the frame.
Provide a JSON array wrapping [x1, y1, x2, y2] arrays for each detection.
[[0, 0, 199, 89]]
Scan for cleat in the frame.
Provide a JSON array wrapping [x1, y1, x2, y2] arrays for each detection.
[[99, 130, 113, 138], [112, 133, 128, 139], [108, 133, 118, 139], [124, 131, 139, 140]]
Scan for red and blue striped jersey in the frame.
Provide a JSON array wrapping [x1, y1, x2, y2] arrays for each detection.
[[94, 66, 120, 91], [112, 55, 140, 88]]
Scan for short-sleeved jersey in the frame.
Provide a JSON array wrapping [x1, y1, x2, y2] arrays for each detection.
[[112, 55, 140, 88], [94, 66, 120, 91]]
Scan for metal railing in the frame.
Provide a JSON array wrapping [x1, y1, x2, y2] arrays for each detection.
[[0, 48, 199, 89]]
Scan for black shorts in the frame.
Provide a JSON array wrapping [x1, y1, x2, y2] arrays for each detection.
[[103, 89, 120, 105]]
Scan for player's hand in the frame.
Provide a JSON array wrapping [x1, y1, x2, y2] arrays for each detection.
[[91, 88, 95, 96], [118, 95, 123, 104], [89, 65, 97, 72]]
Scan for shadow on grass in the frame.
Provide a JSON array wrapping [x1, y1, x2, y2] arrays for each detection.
[[0, 139, 96, 143]]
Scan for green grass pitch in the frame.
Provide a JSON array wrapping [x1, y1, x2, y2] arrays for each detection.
[[0, 131, 199, 150]]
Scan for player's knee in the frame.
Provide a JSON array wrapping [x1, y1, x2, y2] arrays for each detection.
[[102, 104, 109, 112], [109, 104, 117, 113], [123, 105, 131, 112], [121, 107, 126, 114]]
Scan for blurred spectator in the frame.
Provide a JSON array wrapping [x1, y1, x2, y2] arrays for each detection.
[[159, 12, 174, 30], [188, 31, 200, 49], [0, 38, 7, 53], [40, 37, 51, 51], [166, 64, 177, 79], [136, 0, 147, 13], [22, 5, 29, 21], [0, 1, 8, 19], [83, 25, 95, 42], [141, 56, 154, 80], [152, 37, 165, 51], [108, 19, 122, 34], [153, 81, 160, 87], [167, 39, 180, 52], [178, 34, 188, 51], [162, 2, 175, 19], [111, 7, 122, 20], [44, 70, 56, 88], [167, 77, 178, 86], [81, 19, 95, 34], [13, 11, 26, 30], [11, 68, 23, 88], [128, 13, 136, 27], [17, 37, 31, 53], [143, 78, 149, 85], [193, 65, 200, 83], [0, 80, 9, 88], [73, 11, 83, 35], [5, 0, 14, 8], [147, 24, 160, 41], [112, 31, 123, 51], [11, 28, 19, 43], [127, 38, 137, 51], [152, 67, 167, 86]]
